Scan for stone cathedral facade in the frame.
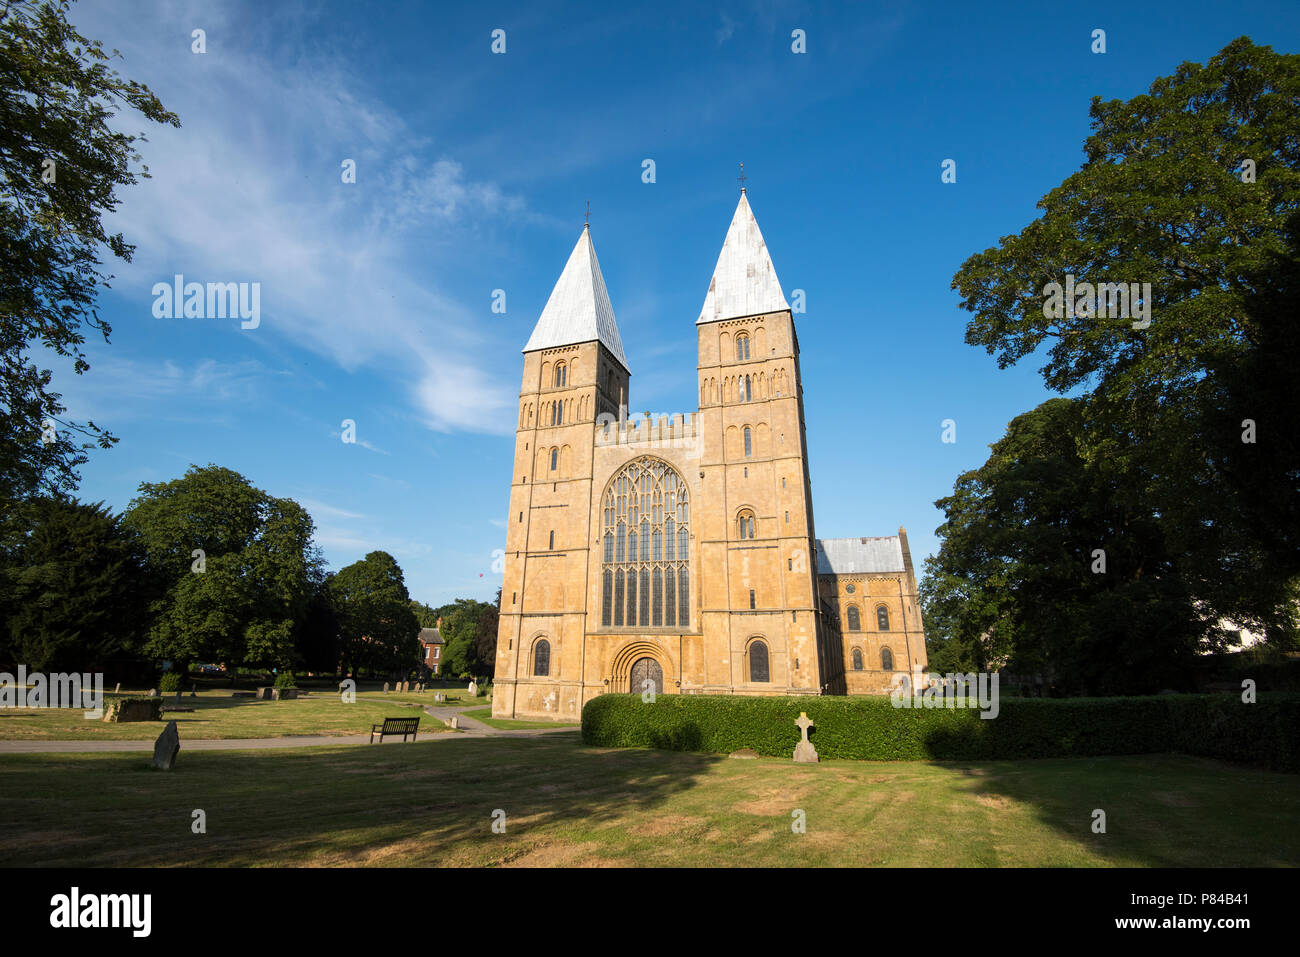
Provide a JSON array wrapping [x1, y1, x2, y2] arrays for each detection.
[[492, 191, 927, 721]]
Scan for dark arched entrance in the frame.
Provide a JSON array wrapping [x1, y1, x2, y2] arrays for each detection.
[[629, 657, 663, 695]]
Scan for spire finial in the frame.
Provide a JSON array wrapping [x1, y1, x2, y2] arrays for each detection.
[[585, 198, 590, 228], [737, 162, 746, 193]]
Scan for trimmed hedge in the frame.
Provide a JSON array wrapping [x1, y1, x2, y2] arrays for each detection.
[[580, 692, 1300, 772]]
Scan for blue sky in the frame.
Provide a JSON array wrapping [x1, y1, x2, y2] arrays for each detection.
[[54, 0, 1299, 606]]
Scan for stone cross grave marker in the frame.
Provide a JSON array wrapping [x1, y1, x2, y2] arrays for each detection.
[[793, 711, 819, 764]]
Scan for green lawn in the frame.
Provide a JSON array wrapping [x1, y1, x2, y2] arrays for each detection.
[[1, 735, 1295, 866], [460, 707, 579, 731], [0, 690, 467, 740]]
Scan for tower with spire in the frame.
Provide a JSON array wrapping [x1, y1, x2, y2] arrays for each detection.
[[493, 190, 920, 721]]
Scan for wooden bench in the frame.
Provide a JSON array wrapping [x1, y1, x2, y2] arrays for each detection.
[[370, 716, 420, 744]]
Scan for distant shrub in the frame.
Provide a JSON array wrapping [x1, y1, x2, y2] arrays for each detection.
[[581, 693, 1300, 773], [158, 672, 182, 694], [273, 671, 297, 689]]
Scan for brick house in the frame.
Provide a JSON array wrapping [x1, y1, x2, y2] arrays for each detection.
[[418, 622, 445, 676]]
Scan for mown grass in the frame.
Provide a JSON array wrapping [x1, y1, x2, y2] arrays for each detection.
[[1, 734, 1295, 867], [461, 707, 579, 731], [0, 690, 468, 740]]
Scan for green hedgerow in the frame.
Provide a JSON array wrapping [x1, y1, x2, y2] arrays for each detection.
[[580, 692, 1300, 773]]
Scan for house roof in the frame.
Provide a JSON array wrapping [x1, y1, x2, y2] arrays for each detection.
[[523, 225, 629, 372], [418, 627, 443, 645], [815, 537, 905, 575], [697, 191, 790, 325]]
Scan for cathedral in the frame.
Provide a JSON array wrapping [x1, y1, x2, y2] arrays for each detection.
[[492, 190, 928, 721]]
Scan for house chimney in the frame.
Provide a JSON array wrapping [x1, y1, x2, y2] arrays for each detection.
[[435, 616, 443, 630]]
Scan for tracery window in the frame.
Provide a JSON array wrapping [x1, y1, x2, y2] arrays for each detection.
[[737, 510, 756, 540], [600, 457, 690, 628], [877, 605, 891, 631], [554, 362, 567, 387]]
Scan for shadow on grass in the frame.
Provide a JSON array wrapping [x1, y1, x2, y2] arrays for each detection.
[[0, 734, 721, 866], [926, 753, 1300, 867]]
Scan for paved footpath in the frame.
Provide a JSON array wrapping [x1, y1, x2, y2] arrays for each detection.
[[0, 706, 578, 754]]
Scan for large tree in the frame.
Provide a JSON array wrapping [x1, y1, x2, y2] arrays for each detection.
[[1, 0, 179, 503], [123, 465, 322, 671], [329, 551, 421, 678], [0, 497, 155, 672], [921, 399, 1211, 695], [950, 37, 1300, 645]]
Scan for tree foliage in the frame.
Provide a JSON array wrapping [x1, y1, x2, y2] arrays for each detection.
[[943, 37, 1300, 665], [329, 550, 421, 677], [123, 465, 322, 671], [0, 0, 179, 502], [0, 496, 154, 671]]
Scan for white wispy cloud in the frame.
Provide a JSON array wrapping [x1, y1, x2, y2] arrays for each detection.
[[71, 0, 524, 436]]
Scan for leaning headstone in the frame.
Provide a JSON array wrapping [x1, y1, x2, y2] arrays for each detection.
[[152, 720, 180, 770], [383, 682, 390, 693], [467, 680, 478, 697], [793, 712, 819, 764], [113, 682, 121, 694], [174, 690, 182, 705], [147, 688, 158, 697]]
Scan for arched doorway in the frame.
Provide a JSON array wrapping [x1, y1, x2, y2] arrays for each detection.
[[629, 657, 663, 696]]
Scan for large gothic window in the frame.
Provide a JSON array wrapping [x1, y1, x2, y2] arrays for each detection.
[[600, 457, 691, 628]]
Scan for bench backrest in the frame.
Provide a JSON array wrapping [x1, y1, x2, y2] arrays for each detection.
[[381, 717, 420, 732]]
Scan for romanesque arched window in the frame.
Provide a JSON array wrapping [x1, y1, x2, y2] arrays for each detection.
[[554, 362, 566, 387], [738, 510, 755, 540], [533, 639, 550, 676], [743, 427, 752, 457], [600, 457, 690, 628], [881, 647, 894, 671], [877, 605, 891, 631], [736, 334, 750, 360], [550, 448, 558, 471], [749, 639, 769, 682], [852, 648, 863, 670], [847, 605, 861, 631]]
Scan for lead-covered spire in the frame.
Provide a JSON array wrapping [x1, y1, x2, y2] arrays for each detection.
[[696, 191, 789, 325], [524, 225, 629, 372]]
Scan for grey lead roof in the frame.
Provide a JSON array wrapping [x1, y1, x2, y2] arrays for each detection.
[[523, 225, 630, 372], [815, 537, 905, 575], [697, 191, 790, 325]]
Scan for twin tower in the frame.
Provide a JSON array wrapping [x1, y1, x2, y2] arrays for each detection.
[[492, 191, 927, 721]]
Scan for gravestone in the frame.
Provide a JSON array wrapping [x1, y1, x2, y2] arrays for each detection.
[[447, 715, 459, 730], [190, 690, 197, 697], [152, 720, 180, 770], [257, 687, 274, 701], [113, 682, 121, 694], [174, 690, 182, 705], [793, 712, 819, 764], [383, 682, 390, 693], [273, 688, 298, 700], [434, 692, 444, 703], [147, 688, 158, 697], [467, 680, 478, 697]]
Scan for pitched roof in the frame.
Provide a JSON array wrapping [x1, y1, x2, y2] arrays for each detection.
[[815, 537, 905, 575], [418, 627, 443, 645], [523, 225, 629, 372], [697, 191, 790, 325]]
